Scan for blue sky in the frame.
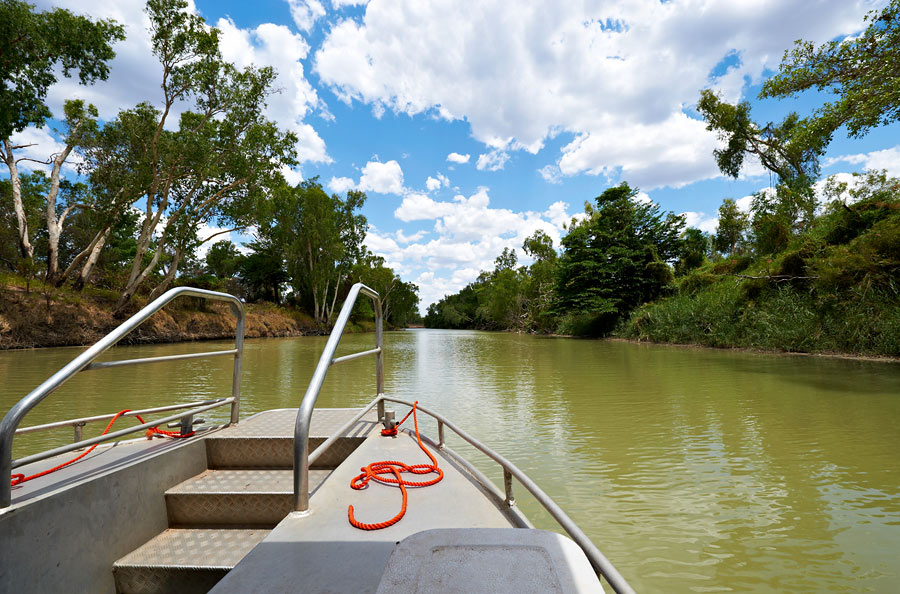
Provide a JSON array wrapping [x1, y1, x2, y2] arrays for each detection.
[[17, 0, 900, 309]]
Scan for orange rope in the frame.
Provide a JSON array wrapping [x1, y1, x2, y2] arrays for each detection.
[[11, 409, 194, 486], [348, 401, 443, 530]]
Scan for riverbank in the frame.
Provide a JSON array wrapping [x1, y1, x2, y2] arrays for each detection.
[[0, 285, 324, 350]]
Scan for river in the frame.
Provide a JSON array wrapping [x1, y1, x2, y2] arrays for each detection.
[[2, 329, 899, 592]]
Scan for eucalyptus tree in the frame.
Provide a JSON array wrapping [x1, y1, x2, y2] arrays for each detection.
[[0, 0, 123, 263], [84, 0, 296, 307], [274, 179, 367, 325]]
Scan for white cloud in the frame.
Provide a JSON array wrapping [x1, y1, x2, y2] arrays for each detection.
[[358, 159, 405, 194], [314, 0, 874, 189], [425, 172, 450, 191], [371, 187, 577, 308], [538, 164, 562, 184], [288, 0, 327, 32], [328, 176, 356, 193], [681, 211, 718, 234], [216, 18, 329, 164], [824, 146, 900, 178], [446, 152, 471, 164], [476, 149, 510, 172]]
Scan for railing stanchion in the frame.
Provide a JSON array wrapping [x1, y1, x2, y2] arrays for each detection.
[[230, 302, 245, 425], [438, 420, 445, 448], [504, 469, 515, 507], [293, 283, 382, 513]]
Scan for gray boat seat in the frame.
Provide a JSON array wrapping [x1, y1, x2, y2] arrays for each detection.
[[375, 528, 605, 594]]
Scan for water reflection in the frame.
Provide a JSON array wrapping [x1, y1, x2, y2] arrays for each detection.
[[2, 330, 899, 592]]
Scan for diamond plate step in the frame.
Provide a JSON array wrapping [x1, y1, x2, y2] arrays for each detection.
[[166, 469, 332, 526], [113, 528, 268, 594], [206, 408, 378, 470]]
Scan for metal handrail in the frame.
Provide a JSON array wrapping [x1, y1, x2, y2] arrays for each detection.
[[0, 286, 245, 508], [302, 394, 635, 594], [382, 397, 636, 594], [293, 282, 382, 512]]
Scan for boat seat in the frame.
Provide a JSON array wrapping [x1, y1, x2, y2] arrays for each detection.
[[375, 528, 605, 594]]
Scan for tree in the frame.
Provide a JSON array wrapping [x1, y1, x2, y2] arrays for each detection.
[[0, 0, 123, 262], [675, 228, 709, 276], [206, 240, 244, 279], [85, 0, 296, 307], [555, 183, 683, 333], [522, 229, 558, 331], [238, 240, 287, 303], [714, 198, 748, 255], [697, 89, 824, 189], [761, 1, 900, 141], [0, 172, 44, 273], [274, 179, 367, 325]]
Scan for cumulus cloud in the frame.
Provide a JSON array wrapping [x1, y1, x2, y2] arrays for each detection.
[[358, 159, 405, 194], [824, 146, 900, 178], [216, 18, 328, 165], [446, 152, 471, 164], [314, 0, 873, 189], [476, 149, 510, 172], [425, 173, 450, 191], [328, 176, 356, 193], [681, 211, 719, 234], [288, 0, 327, 31], [369, 187, 578, 307]]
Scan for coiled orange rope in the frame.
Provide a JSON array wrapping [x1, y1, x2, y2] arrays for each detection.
[[348, 401, 443, 530], [11, 409, 194, 486]]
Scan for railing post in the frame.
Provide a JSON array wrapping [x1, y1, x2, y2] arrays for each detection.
[[504, 469, 515, 507], [229, 302, 245, 425], [438, 420, 445, 448], [73, 422, 85, 443], [375, 294, 384, 420]]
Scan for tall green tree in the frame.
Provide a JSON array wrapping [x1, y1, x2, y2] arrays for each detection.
[[555, 183, 683, 334], [206, 240, 244, 279], [522, 229, 558, 331], [675, 228, 709, 276], [274, 179, 367, 325], [0, 0, 123, 262], [761, 1, 900, 142], [714, 198, 748, 255], [84, 0, 296, 306]]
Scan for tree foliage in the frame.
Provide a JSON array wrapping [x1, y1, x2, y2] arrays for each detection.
[[554, 183, 683, 333], [761, 1, 900, 141], [714, 198, 748, 255], [0, 0, 124, 139]]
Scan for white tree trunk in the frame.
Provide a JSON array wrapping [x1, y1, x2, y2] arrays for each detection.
[[2, 140, 33, 260]]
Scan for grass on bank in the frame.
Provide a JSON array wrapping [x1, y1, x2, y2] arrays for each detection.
[[623, 196, 900, 356]]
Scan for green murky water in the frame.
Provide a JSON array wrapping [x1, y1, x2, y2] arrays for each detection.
[[2, 330, 899, 592]]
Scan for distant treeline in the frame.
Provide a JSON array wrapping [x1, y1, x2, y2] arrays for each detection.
[[0, 0, 419, 328], [426, 1, 900, 355]]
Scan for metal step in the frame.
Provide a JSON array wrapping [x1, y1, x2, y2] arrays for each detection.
[[113, 528, 269, 594], [205, 435, 366, 470], [165, 469, 332, 526]]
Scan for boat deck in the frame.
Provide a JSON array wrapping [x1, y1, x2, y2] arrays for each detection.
[[210, 424, 515, 594]]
